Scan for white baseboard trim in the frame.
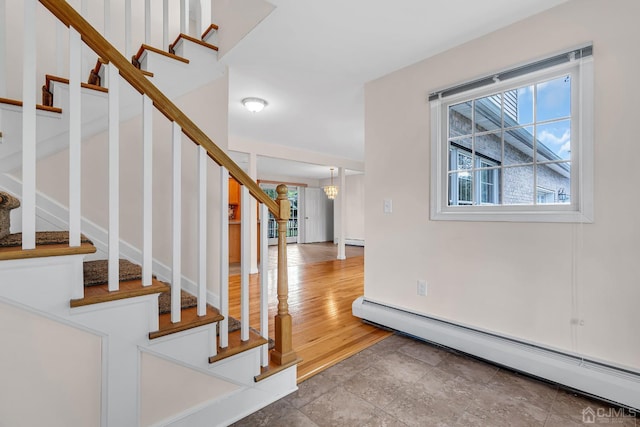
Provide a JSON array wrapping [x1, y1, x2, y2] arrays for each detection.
[[332, 238, 365, 247], [352, 297, 640, 410]]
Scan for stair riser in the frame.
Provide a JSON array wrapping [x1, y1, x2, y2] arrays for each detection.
[[209, 346, 262, 386], [147, 324, 217, 369], [140, 45, 224, 101], [0, 255, 85, 314]]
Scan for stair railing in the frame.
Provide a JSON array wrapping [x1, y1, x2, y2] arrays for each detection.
[[21, 0, 297, 367]]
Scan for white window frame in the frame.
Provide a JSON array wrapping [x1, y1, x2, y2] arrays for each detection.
[[430, 54, 594, 223], [449, 146, 500, 206]]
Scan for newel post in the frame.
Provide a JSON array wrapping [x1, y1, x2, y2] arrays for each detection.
[[271, 184, 297, 365]]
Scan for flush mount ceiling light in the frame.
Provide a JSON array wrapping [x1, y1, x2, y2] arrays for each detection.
[[242, 97, 268, 113]]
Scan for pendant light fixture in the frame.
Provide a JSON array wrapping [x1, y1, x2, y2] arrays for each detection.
[[323, 168, 338, 200]]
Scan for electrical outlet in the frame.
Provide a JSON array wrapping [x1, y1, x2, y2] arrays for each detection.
[[417, 280, 427, 296]]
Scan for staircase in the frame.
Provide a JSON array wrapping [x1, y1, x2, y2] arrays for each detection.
[[0, 1, 298, 426]]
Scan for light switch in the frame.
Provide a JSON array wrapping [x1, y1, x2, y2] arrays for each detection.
[[383, 199, 392, 214]]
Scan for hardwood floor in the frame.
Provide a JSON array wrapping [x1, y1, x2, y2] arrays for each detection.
[[228, 243, 391, 383]]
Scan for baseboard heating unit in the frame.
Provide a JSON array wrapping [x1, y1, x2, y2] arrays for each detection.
[[352, 297, 639, 410]]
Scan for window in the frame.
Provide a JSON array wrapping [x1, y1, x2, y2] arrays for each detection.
[[449, 146, 499, 205], [430, 46, 594, 223]]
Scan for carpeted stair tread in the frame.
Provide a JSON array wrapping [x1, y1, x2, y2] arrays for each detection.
[[0, 231, 92, 248], [158, 287, 198, 314], [83, 259, 198, 314], [84, 259, 147, 286]]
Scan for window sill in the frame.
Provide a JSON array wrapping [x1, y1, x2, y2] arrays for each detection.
[[430, 207, 593, 223]]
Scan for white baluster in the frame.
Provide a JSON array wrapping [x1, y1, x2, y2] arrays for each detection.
[[219, 167, 229, 349], [124, 0, 131, 59], [180, 0, 187, 34], [21, 0, 36, 250], [163, 0, 169, 51], [103, 0, 110, 39], [259, 203, 269, 367], [144, 0, 150, 44], [69, 28, 82, 247], [142, 95, 153, 286], [194, 0, 203, 37], [210, 0, 215, 26], [171, 122, 182, 323], [0, 0, 5, 97], [55, 21, 64, 76], [197, 146, 207, 316], [107, 64, 120, 291], [240, 185, 250, 341]]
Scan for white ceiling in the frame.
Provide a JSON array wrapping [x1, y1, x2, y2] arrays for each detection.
[[222, 0, 568, 179]]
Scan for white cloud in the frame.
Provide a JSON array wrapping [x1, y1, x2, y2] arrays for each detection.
[[538, 129, 570, 146]]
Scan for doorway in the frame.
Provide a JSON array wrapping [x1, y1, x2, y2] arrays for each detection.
[[260, 184, 299, 245]]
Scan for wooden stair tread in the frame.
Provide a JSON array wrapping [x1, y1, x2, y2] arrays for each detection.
[[46, 74, 108, 93], [201, 23, 219, 40], [171, 33, 218, 52], [209, 329, 268, 364], [70, 278, 169, 308], [135, 44, 189, 64], [0, 241, 95, 261], [255, 357, 302, 382], [149, 305, 223, 339], [0, 96, 62, 113]]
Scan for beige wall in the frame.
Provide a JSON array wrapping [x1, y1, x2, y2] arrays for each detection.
[[214, 0, 276, 58], [0, 300, 102, 426], [365, 0, 640, 370]]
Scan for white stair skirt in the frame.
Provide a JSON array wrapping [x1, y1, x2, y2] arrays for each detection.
[[352, 297, 640, 410]]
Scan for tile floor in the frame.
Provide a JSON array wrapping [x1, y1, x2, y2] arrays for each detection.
[[233, 333, 638, 427]]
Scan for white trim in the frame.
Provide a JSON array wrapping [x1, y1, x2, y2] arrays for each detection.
[[219, 167, 229, 349], [353, 297, 640, 410], [68, 28, 82, 247], [0, 0, 6, 97], [171, 122, 182, 323], [144, 0, 150, 44], [240, 185, 250, 341], [21, 0, 36, 250], [197, 146, 207, 316], [259, 203, 269, 367], [124, 0, 131, 58], [162, 0, 169, 51], [107, 64, 120, 291], [430, 57, 594, 223], [142, 95, 153, 286]]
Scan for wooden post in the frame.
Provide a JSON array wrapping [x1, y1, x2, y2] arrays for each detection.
[[271, 184, 297, 365]]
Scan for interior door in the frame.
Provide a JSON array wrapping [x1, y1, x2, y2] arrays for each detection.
[[303, 187, 332, 243]]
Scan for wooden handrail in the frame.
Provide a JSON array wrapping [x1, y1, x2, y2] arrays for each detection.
[[38, 0, 280, 218]]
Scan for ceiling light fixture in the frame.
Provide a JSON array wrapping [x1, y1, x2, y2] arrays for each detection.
[[242, 97, 268, 113], [323, 168, 339, 200]]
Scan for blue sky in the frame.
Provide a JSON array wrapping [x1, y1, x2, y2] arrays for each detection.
[[517, 75, 571, 160]]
